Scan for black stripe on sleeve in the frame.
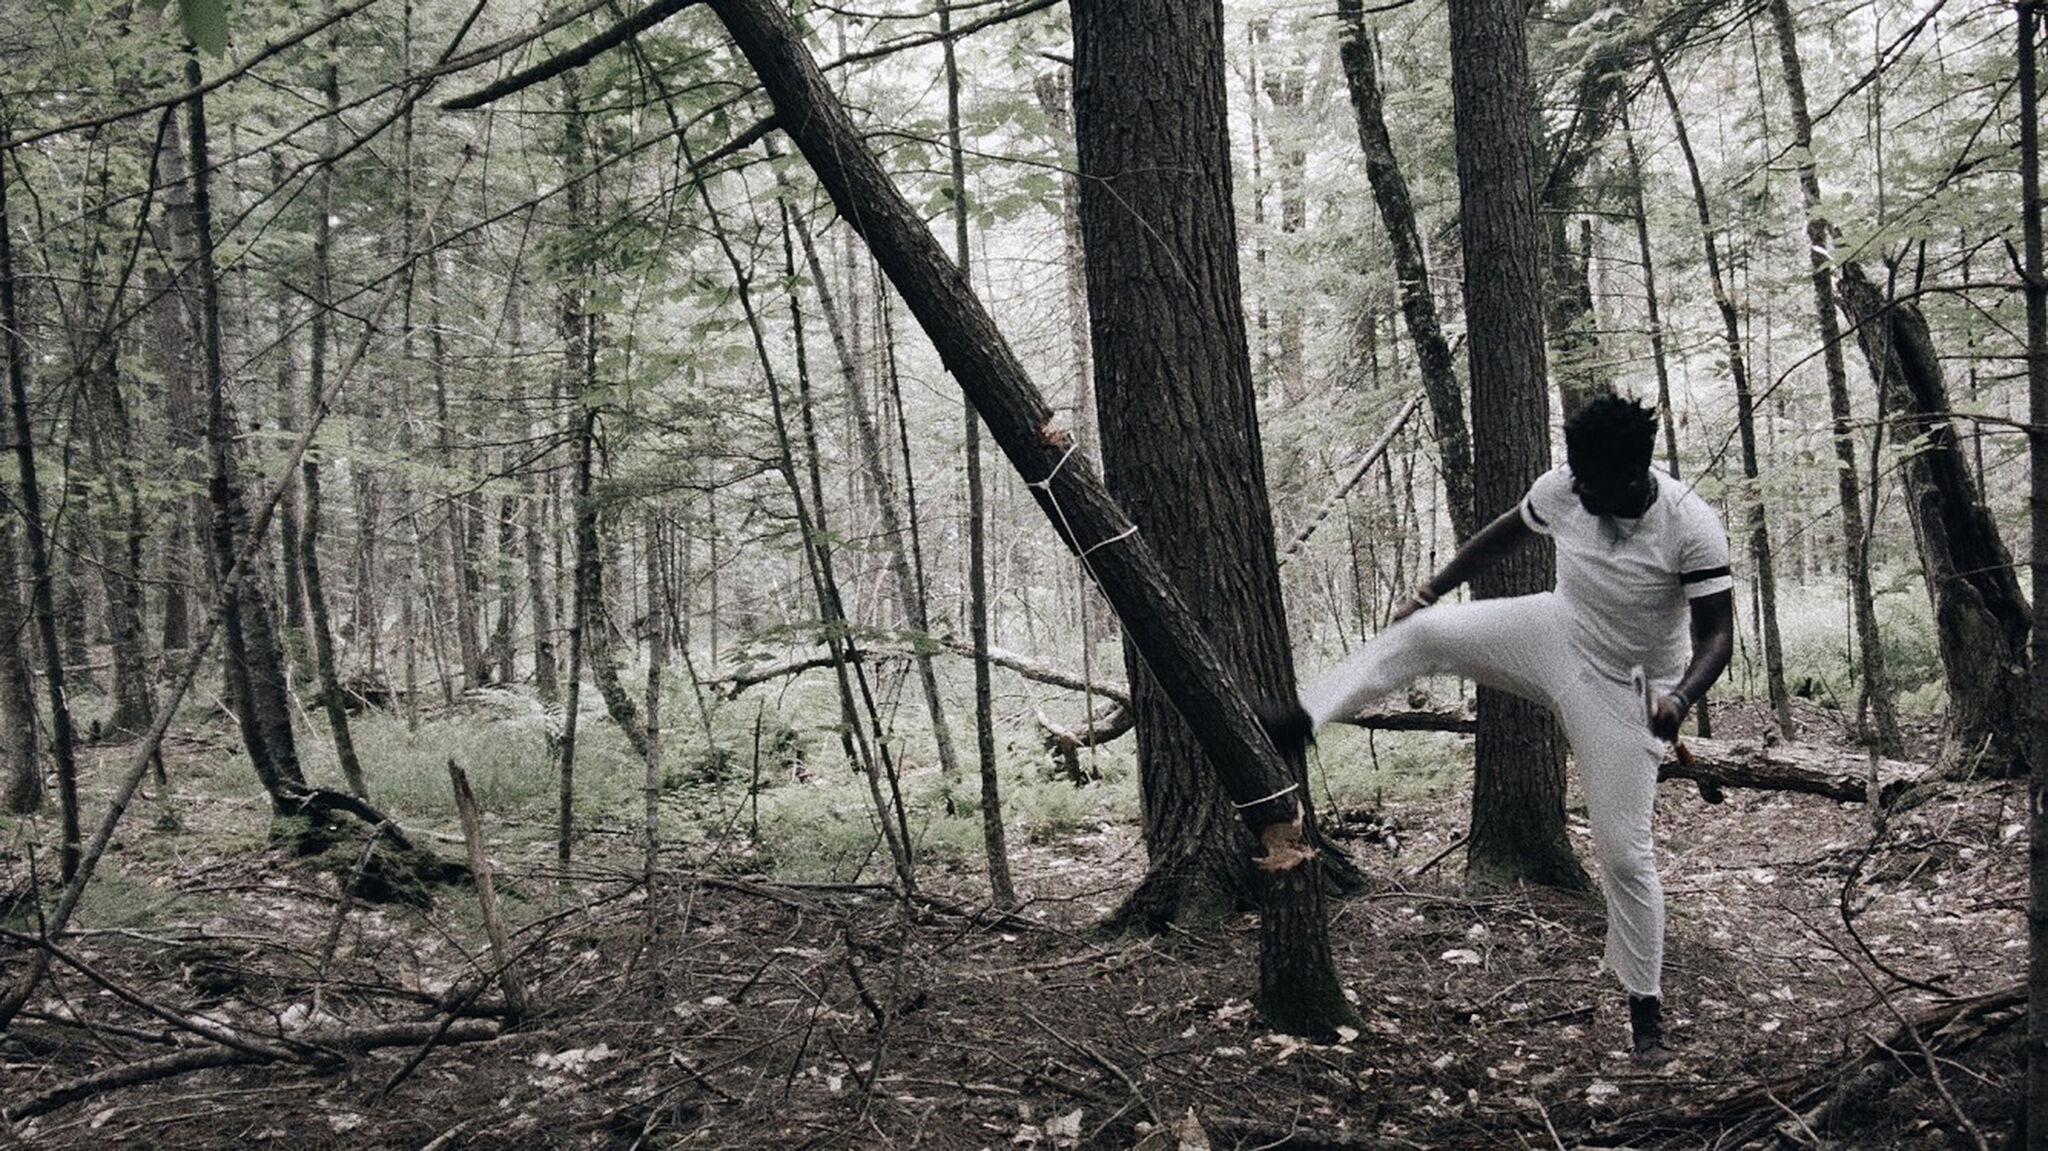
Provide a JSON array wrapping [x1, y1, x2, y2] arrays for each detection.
[[1680, 565, 1731, 585], [1524, 498, 1547, 528]]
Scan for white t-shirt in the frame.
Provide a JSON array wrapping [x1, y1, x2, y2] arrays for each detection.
[[1519, 464, 1734, 683]]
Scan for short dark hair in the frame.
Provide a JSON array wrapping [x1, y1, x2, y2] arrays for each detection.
[[1564, 393, 1658, 481]]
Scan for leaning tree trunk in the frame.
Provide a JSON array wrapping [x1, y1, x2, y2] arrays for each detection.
[[1, 134, 82, 874], [1335, 0, 1476, 541], [1840, 262, 2030, 778], [1655, 48, 1796, 741], [699, 0, 1352, 1038], [1766, 0, 1904, 757], [1450, 0, 1588, 894]]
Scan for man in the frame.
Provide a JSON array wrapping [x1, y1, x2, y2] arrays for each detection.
[[1265, 393, 1734, 1066]]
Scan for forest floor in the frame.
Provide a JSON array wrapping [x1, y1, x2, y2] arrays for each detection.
[[0, 698, 2029, 1150]]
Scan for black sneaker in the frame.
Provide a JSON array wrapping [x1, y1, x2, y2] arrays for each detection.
[[1629, 993, 1678, 1068], [1253, 698, 1314, 755]]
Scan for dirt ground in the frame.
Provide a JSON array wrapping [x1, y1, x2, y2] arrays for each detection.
[[0, 699, 2028, 1150]]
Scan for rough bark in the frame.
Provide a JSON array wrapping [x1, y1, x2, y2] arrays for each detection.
[[1449, 0, 1587, 893], [705, 0, 1349, 1036], [1333, 3, 1475, 540], [1766, 0, 1904, 757], [1071, 0, 1355, 930], [1840, 262, 2031, 778]]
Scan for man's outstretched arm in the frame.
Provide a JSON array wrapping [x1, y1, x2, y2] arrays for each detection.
[[1394, 507, 1537, 620], [1651, 589, 1734, 739]]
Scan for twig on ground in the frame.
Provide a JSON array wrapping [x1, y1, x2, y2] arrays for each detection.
[[1023, 1005, 1165, 1131]]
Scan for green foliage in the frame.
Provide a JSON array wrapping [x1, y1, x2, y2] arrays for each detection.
[[1769, 574, 1941, 713], [334, 702, 643, 832]]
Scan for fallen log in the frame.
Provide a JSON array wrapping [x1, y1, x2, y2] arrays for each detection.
[[1334, 703, 1922, 803], [6, 1018, 503, 1122]]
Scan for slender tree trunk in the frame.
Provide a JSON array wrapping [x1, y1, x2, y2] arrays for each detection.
[[1335, 1, 1475, 540], [1840, 262, 2030, 777], [2, 135, 82, 875], [0, 491, 40, 815], [642, 513, 666, 890], [1766, 0, 1903, 756], [555, 79, 596, 877], [82, 358, 155, 737], [188, 57, 305, 809], [272, 213, 308, 671], [526, 463, 559, 703], [1619, 108, 1681, 478], [785, 213, 959, 788], [491, 490, 518, 684], [941, 0, 1016, 906], [297, 54, 370, 800], [1619, 107, 1717, 740], [1654, 49, 1796, 740], [557, 399, 595, 878], [1451, 0, 1586, 893], [2016, 3, 2048, 1141]]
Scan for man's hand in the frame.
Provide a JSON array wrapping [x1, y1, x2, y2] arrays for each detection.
[[1390, 587, 1434, 623], [1649, 692, 1686, 742]]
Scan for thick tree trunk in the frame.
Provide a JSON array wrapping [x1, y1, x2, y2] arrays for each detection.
[[704, 0, 1350, 1037], [1766, 0, 1904, 757], [1840, 262, 2030, 778], [1334, 2, 1476, 541], [1655, 50, 1796, 741], [1449, 0, 1587, 893], [1071, 0, 1356, 932]]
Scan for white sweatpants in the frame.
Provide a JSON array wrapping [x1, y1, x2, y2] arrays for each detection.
[[1301, 592, 1668, 997]]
